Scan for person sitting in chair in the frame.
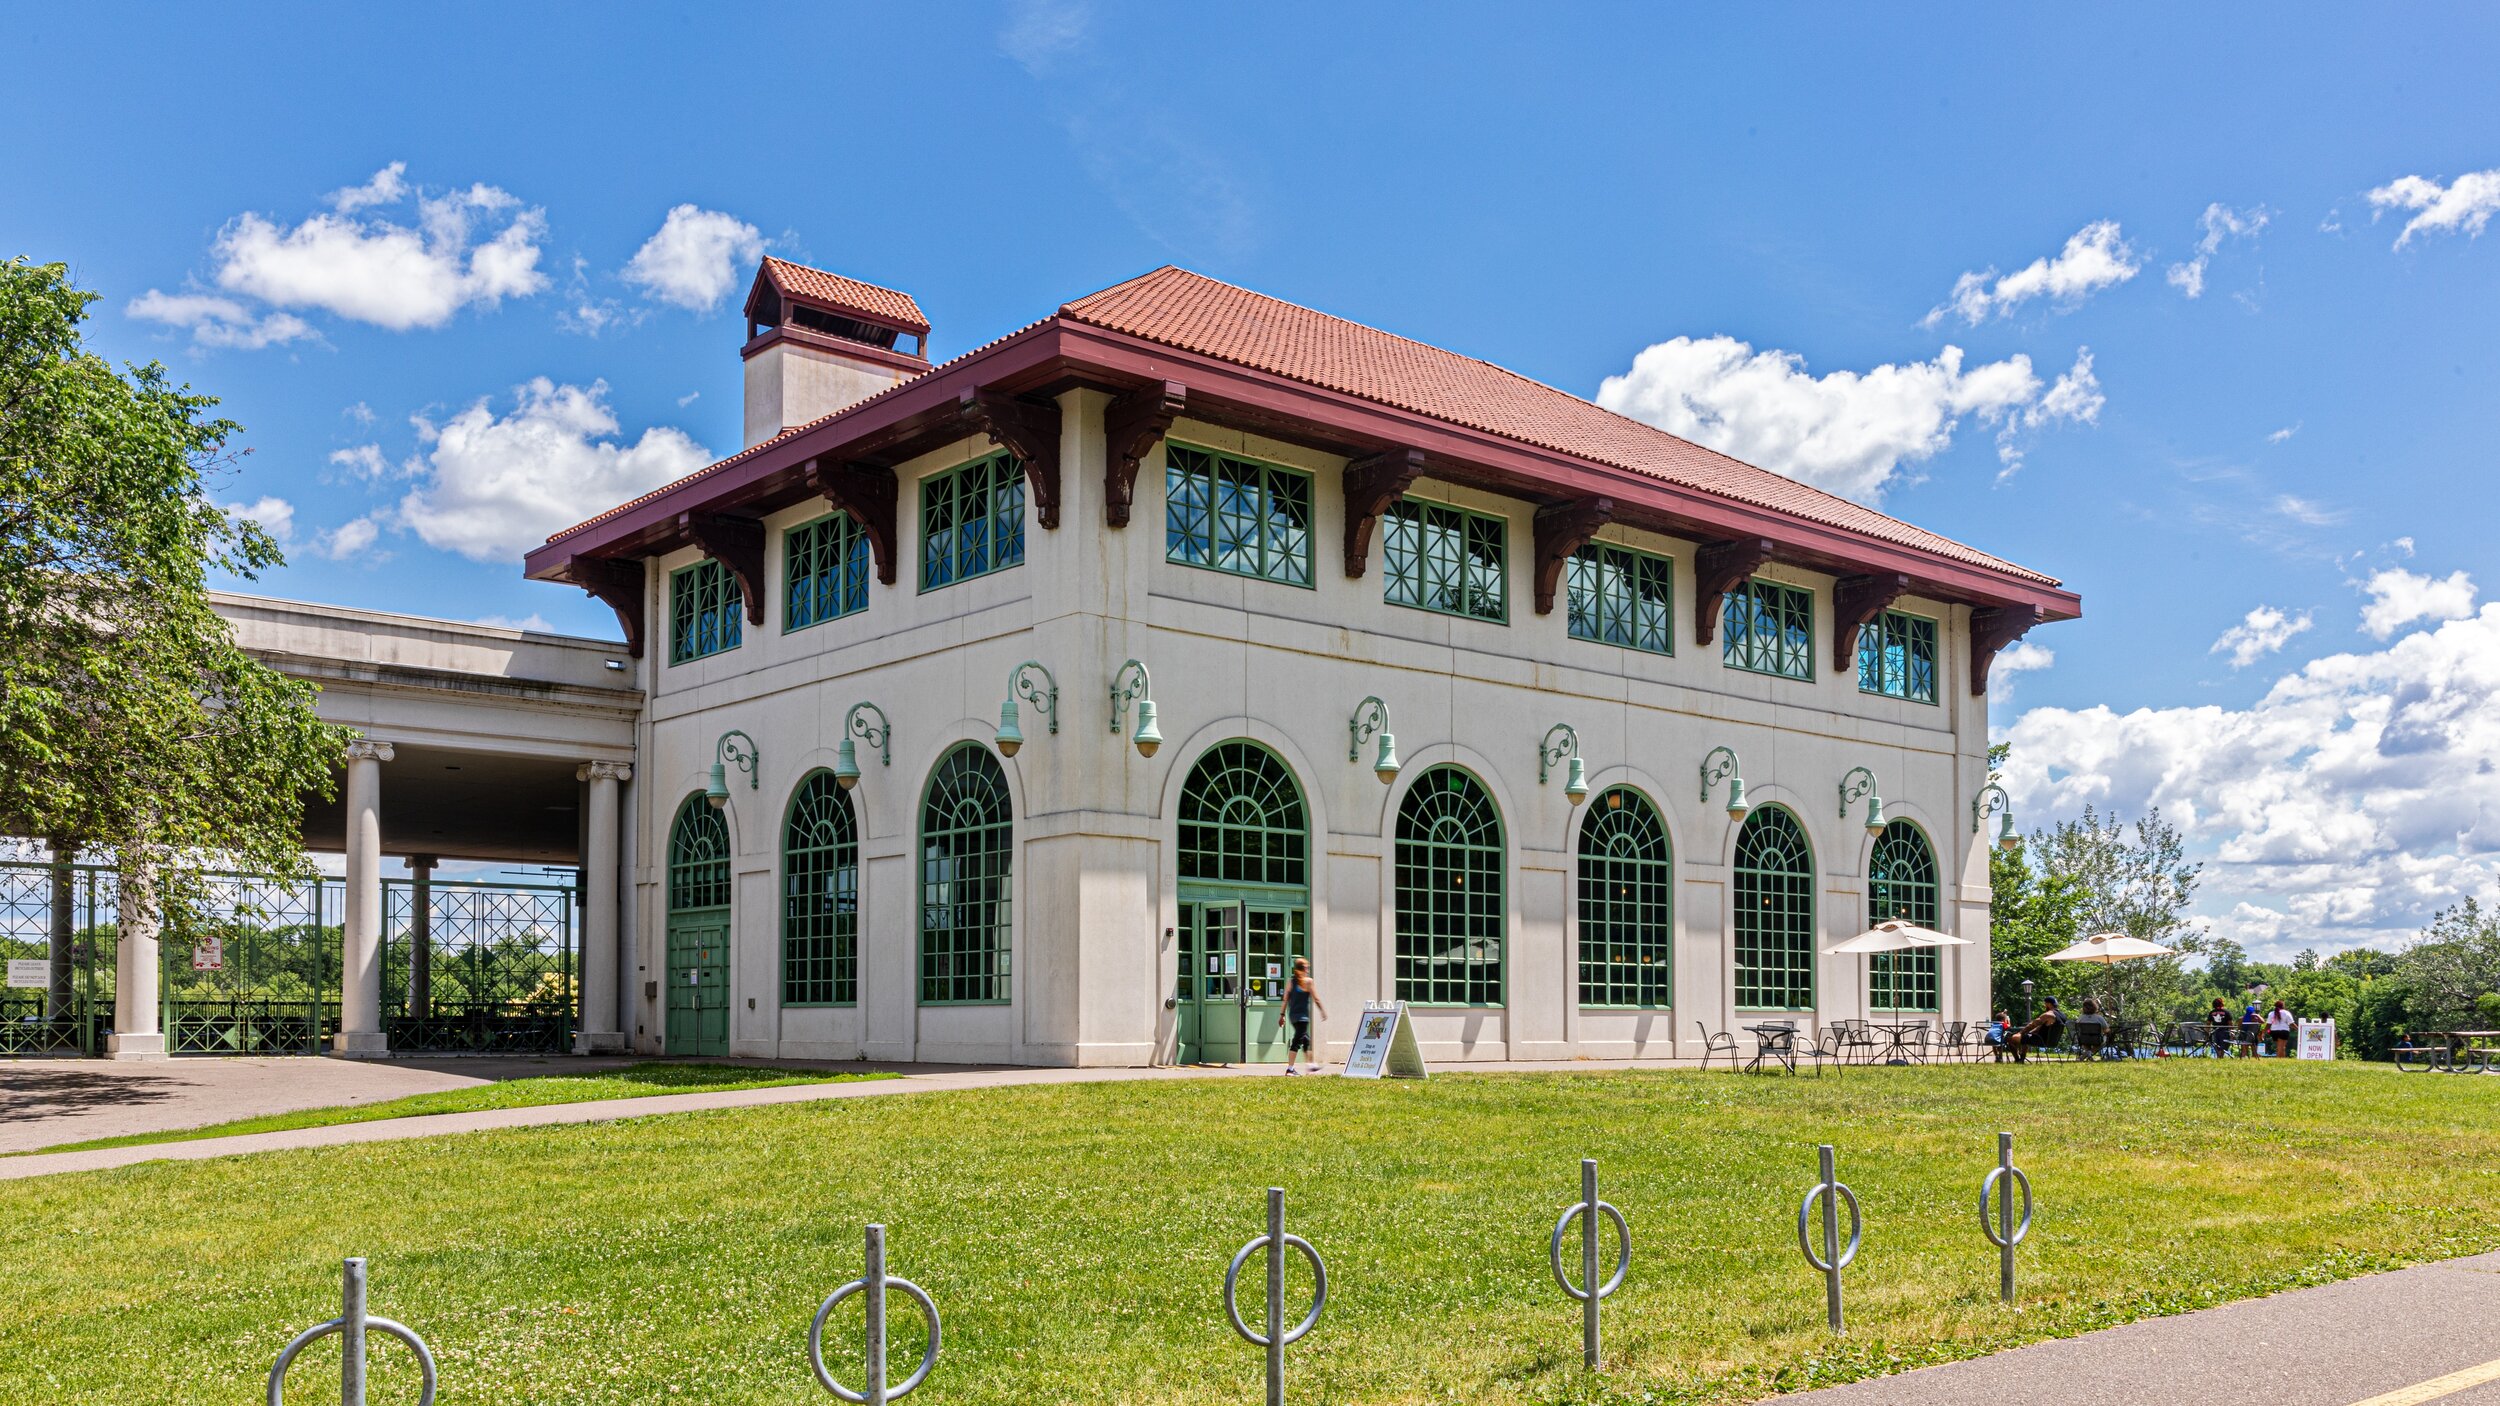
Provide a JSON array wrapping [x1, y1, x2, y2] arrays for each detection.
[[2069, 998, 2110, 1058], [2005, 997, 2063, 1063]]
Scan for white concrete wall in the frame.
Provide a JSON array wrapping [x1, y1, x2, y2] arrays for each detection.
[[633, 397, 1998, 1066], [743, 340, 917, 449]]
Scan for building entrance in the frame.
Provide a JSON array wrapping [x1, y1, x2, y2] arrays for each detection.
[[1176, 901, 1306, 1064], [664, 910, 729, 1056]]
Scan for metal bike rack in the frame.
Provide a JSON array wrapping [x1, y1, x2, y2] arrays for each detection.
[[1978, 1131, 2035, 1303], [808, 1224, 942, 1404], [1795, 1144, 1862, 1334], [1548, 1157, 1630, 1369], [1225, 1187, 1328, 1406], [267, 1257, 438, 1406]]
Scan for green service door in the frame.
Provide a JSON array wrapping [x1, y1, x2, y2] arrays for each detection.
[[1177, 902, 1307, 1064], [664, 910, 729, 1057]]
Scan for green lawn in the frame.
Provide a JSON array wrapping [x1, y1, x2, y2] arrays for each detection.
[[3, 1062, 2495, 1405], [16, 1062, 886, 1155]]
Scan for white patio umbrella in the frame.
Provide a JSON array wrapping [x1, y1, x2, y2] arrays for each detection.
[[1825, 920, 1974, 1019], [2046, 931, 2177, 1018]]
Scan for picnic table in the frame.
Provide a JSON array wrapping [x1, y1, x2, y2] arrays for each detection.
[[2397, 1030, 2500, 1073]]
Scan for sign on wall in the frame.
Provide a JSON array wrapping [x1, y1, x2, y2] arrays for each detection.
[[4, 959, 48, 989], [2296, 1019, 2337, 1061], [1342, 1000, 1428, 1080], [191, 937, 224, 972]]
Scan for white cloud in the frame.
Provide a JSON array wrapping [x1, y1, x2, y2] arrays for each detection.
[[2368, 168, 2500, 247], [208, 165, 548, 331], [469, 612, 555, 633], [222, 496, 295, 544], [315, 515, 383, 562], [1927, 220, 2142, 327], [2359, 567, 2477, 639], [1000, 0, 1092, 73], [2211, 605, 2313, 668], [126, 290, 317, 350], [2266, 424, 2298, 444], [1989, 639, 2055, 708], [2002, 600, 2500, 957], [2271, 494, 2339, 527], [344, 401, 376, 426], [2165, 203, 2271, 299], [327, 444, 393, 482], [624, 206, 766, 311], [1595, 338, 2101, 504], [396, 378, 709, 562]]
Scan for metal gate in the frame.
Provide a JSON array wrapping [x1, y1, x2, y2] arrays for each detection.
[[382, 877, 575, 1054], [0, 860, 110, 1056], [163, 874, 340, 1056]]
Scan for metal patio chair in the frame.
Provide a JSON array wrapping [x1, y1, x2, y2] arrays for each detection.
[[1798, 1024, 1848, 1077], [1695, 1021, 1740, 1072], [1937, 1020, 1969, 1063]]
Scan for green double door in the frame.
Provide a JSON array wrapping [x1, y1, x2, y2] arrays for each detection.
[[1176, 900, 1308, 1064], [665, 909, 729, 1057]]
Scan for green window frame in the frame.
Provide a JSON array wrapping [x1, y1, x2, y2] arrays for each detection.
[[667, 795, 732, 911], [1868, 820, 1941, 1012], [1857, 610, 1939, 704], [1383, 498, 1507, 623], [918, 743, 1013, 1004], [1577, 787, 1673, 1007], [1394, 766, 1505, 1006], [1733, 805, 1814, 1010], [1164, 443, 1314, 588], [1179, 742, 1309, 889], [1567, 542, 1674, 654], [782, 771, 859, 1007], [668, 559, 742, 665], [786, 512, 872, 632], [1722, 578, 1813, 680], [919, 452, 1026, 591]]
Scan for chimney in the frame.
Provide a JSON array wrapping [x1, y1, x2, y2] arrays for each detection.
[[740, 258, 931, 449]]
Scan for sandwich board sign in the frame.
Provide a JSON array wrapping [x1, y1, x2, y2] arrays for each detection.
[[2296, 1018, 2336, 1061], [1342, 1000, 1427, 1079]]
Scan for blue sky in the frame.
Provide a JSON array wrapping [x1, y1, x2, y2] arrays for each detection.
[[8, 3, 2498, 955]]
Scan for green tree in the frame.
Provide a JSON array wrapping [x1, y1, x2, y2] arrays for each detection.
[[2394, 899, 2500, 1032], [0, 258, 341, 913], [1991, 801, 2203, 1025]]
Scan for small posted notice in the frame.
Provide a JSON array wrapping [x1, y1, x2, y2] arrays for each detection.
[[191, 937, 224, 972], [4, 959, 47, 989], [1342, 1000, 1428, 1080]]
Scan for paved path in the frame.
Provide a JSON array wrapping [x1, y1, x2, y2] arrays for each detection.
[[1781, 1250, 2500, 1406]]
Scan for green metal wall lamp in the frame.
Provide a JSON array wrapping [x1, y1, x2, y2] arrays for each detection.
[[996, 660, 1058, 758], [1974, 782, 2021, 851], [706, 730, 759, 808], [1540, 723, 1589, 805], [1350, 696, 1399, 784], [1700, 745, 1750, 819], [1839, 765, 1888, 836], [1108, 659, 1162, 758], [834, 702, 891, 790]]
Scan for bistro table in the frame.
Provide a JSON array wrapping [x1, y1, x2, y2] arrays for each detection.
[[1742, 1022, 1799, 1074], [1869, 1020, 1930, 1065]]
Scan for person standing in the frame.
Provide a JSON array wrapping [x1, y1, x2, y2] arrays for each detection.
[[2266, 999, 2296, 1058], [1283, 957, 1327, 1074]]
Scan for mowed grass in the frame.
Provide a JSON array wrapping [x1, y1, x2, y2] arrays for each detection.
[[4, 1061, 2496, 1405], [15, 1062, 886, 1155]]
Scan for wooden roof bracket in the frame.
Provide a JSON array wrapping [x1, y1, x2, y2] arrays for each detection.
[[959, 388, 1063, 530], [569, 556, 646, 659], [1832, 572, 1912, 672], [1969, 604, 2047, 697], [803, 458, 900, 585], [1341, 447, 1425, 578], [680, 512, 767, 626], [1103, 380, 1186, 528], [1531, 497, 1615, 615], [1692, 537, 1776, 647]]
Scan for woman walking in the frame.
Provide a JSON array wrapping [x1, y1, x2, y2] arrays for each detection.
[[1283, 957, 1327, 1074]]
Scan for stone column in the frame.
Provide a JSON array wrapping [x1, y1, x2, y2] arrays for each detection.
[[576, 761, 632, 1053], [405, 855, 436, 1022], [107, 853, 165, 1059], [334, 739, 394, 1057], [45, 845, 75, 1026]]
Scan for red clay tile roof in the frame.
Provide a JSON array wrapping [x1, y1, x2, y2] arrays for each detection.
[[1059, 267, 2055, 586], [761, 256, 929, 335]]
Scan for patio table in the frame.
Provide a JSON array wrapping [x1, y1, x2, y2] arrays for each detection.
[[1869, 1020, 1930, 1065], [1742, 1022, 1799, 1074]]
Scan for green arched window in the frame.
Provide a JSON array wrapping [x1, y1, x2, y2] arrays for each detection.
[[920, 744, 1013, 1004], [1180, 742, 1308, 888], [1868, 820, 1941, 1012], [783, 772, 859, 1006], [1395, 766, 1505, 1006], [1734, 805, 1814, 1010], [1578, 787, 1673, 1007], [668, 795, 732, 911]]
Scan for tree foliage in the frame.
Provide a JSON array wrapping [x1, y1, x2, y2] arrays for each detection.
[[0, 257, 341, 904]]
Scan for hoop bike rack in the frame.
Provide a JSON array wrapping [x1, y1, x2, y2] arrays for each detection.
[[1977, 1131, 2036, 1303], [807, 1224, 942, 1404], [1796, 1144, 1862, 1334], [267, 1258, 438, 1406], [1548, 1157, 1630, 1368], [1225, 1187, 1327, 1406]]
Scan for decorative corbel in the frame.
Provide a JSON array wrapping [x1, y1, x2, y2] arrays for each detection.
[[1341, 447, 1424, 578], [570, 556, 646, 658], [1692, 537, 1776, 647], [803, 457, 900, 585], [959, 388, 1062, 529], [1970, 604, 2047, 697], [679, 512, 767, 625], [1832, 572, 1912, 672], [1103, 380, 1185, 528], [1531, 497, 1614, 615]]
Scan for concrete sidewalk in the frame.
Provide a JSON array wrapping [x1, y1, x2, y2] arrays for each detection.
[[1781, 1250, 2500, 1406]]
